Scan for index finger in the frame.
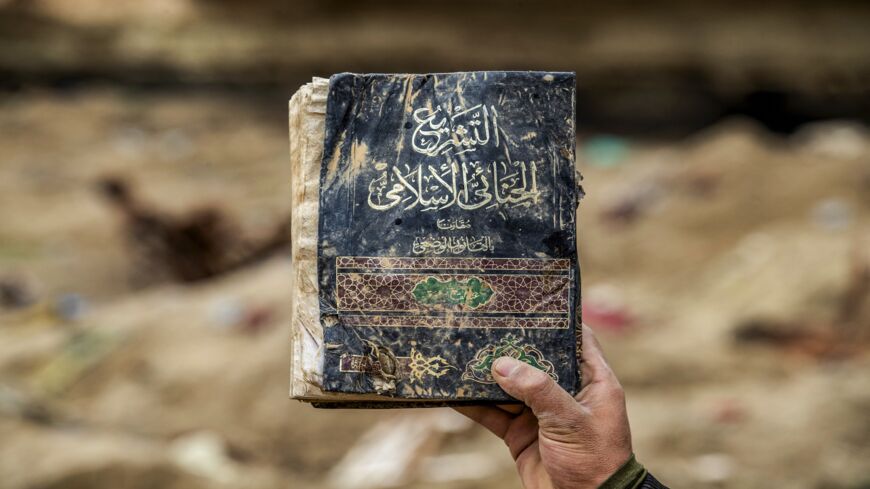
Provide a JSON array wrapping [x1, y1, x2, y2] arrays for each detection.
[[452, 405, 512, 439], [580, 323, 620, 389]]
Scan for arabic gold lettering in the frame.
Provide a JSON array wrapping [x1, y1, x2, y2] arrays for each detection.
[[411, 104, 499, 157], [411, 234, 494, 255], [367, 159, 541, 214]]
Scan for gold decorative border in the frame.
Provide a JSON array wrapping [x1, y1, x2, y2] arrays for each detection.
[[340, 315, 569, 329], [336, 272, 569, 314], [336, 256, 570, 272]]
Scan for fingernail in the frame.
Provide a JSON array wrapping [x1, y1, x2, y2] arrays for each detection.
[[493, 357, 520, 377]]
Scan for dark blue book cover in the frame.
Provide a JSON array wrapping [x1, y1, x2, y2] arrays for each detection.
[[316, 71, 581, 402]]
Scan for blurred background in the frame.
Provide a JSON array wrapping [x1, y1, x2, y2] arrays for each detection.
[[1, 1, 869, 488]]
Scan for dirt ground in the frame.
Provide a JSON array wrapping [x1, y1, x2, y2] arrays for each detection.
[[0, 88, 867, 489]]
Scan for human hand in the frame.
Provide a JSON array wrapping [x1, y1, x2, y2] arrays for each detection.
[[455, 324, 633, 489]]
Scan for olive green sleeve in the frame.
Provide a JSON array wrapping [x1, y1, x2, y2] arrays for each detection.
[[598, 454, 648, 489]]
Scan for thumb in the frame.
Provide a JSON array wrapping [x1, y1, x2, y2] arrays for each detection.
[[492, 357, 578, 420]]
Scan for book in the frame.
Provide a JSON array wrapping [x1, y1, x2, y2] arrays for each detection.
[[289, 72, 582, 407]]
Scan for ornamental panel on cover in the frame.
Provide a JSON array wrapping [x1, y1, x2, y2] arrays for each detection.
[[316, 71, 581, 402]]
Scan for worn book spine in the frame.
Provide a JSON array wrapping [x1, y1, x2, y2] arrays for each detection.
[[290, 79, 406, 406], [288, 78, 327, 400]]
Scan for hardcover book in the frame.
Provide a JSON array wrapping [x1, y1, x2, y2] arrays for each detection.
[[289, 72, 582, 407]]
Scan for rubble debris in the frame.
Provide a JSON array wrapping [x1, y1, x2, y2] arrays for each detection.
[[207, 297, 276, 335], [0, 276, 36, 310], [169, 431, 238, 484], [678, 168, 722, 198], [692, 453, 735, 484], [793, 121, 869, 161], [328, 411, 472, 489], [583, 283, 633, 333], [582, 135, 631, 168], [208, 297, 245, 331], [837, 243, 870, 331], [96, 177, 291, 285], [0, 384, 56, 425], [810, 198, 853, 232], [419, 452, 501, 483], [709, 398, 749, 424], [733, 242, 870, 359], [30, 330, 125, 395], [733, 319, 850, 358], [599, 180, 664, 226], [240, 304, 275, 335], [53, 293, 88, 323], [156, 129, 195, 162]]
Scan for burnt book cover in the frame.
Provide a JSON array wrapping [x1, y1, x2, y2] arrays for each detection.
[[317, 71, 580, 402]]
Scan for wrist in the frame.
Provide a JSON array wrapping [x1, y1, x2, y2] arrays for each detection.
[[595, 453, 646, 489]]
